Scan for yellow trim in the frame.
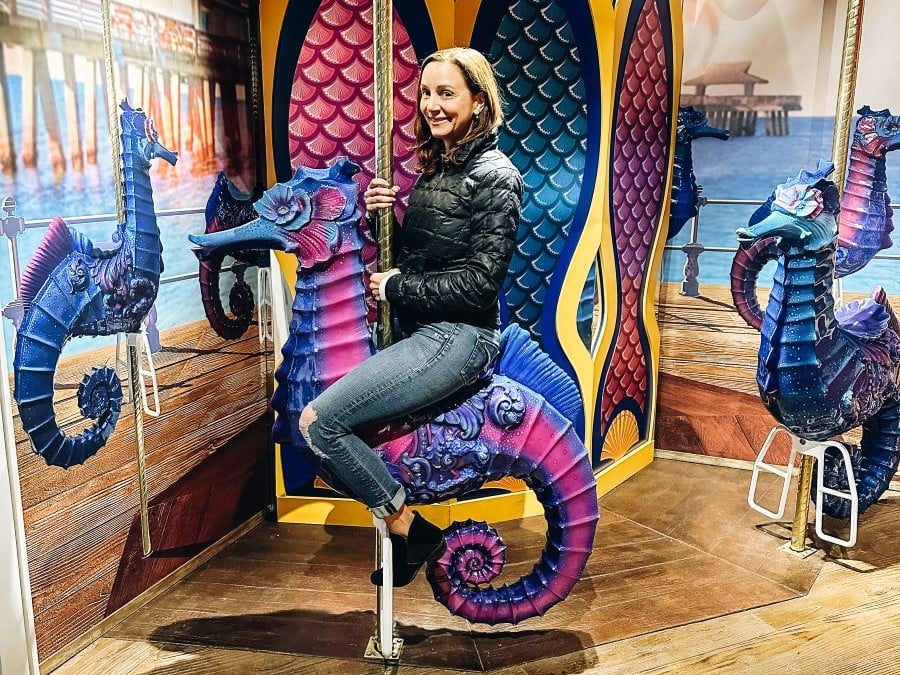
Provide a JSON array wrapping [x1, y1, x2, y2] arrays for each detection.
[[454, 0, 481, 47], [275, 441, 652, 527], [425, 0, 456, 49], [556, 0, 620, 449], [258, 0, 287, 191], [638, 0, 683, 446], [595, 439, 654, 495], [557, 0, 680, 457]]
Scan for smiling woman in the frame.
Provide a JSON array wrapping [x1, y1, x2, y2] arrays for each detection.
[[419, 61, 481, 150], [411, 48, 505, 175], [297, 47, 524, 588]]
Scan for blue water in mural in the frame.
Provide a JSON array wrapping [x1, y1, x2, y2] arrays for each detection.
[[0, 75, 243, 364], [662, 115, 900, 296]]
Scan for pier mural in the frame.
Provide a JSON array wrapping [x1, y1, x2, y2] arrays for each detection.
[[0, 1, 271, 663], [655, 1, 900, 473], [261, 0, 681, 519]]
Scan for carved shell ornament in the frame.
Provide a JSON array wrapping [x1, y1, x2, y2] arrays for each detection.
[[772, 182, 824, 220]]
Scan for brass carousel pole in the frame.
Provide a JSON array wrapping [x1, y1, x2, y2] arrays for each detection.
[[102, 0, 153, 556], [374, 0, 395, 349], [788, 0, 865, 554], [366, 0, 401, 663]]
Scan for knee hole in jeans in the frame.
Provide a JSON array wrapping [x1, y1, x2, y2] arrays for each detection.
[[299, 405, 327, 459]]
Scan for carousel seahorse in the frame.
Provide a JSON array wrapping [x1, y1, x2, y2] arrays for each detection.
[[834, 106, 900, 277], [667, 106, 729, 241], [731, 163, 900, 518], [12, 101, 177, 468], [199, 173, 268, 339], [742, 108, 900, 280], [190, 158, 599, 624]]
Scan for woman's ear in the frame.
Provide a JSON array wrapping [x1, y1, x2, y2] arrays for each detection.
[[474, 92, 486, 116]]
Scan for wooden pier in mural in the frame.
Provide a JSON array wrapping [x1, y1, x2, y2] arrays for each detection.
[[0, 1, 254, 176], [681, 62, 801, 137]]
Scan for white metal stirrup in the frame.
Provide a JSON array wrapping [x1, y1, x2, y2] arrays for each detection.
[[748, 425, 859, 547], [115, 330, 161, 417]]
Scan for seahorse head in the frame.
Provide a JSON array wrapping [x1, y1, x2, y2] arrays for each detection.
[[119, 100, 178, 166], [854, 106, 900, 157], [190, 157, 363, 268], [676, 106, 730, 145], [737, 163, 840, 252]]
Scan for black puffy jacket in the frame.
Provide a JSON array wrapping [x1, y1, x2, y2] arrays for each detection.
[[384, 131, 523, 332]]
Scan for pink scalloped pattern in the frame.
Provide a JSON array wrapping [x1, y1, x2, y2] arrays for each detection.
[[289, 0, 420, 218], [601, 0, 669, 434]]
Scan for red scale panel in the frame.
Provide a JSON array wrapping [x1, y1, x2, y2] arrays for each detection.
[[288, 0, 420, 220], [601, 0, 669, 434]]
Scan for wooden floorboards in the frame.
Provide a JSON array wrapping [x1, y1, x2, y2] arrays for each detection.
[[47, 458, 900, 674]]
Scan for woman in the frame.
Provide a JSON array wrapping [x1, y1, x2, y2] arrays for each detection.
[[298, 48, 523, 587]]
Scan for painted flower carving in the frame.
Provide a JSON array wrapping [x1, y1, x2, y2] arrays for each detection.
[[255, 183, 300, 224], [773, 183, 824, 219]]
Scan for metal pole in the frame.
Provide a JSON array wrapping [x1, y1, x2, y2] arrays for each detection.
[[103, 0, 152, 555], [788, 0, 865, 554], [129, 340, 152, 556], [368, 0, 401, 661], [101, 1, 125, 223], [831, 0, 865, 195], [789, 446, 815, 552], [374, 0, 395, 349]]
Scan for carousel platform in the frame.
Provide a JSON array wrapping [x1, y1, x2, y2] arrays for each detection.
[[48, 457, 900, 674]]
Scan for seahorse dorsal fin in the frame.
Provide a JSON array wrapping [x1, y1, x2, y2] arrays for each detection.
[[496, 324, 582, 422], [19, 217, 75, 310]]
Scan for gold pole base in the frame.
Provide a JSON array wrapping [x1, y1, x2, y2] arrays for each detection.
[[778, 540, 818, 559]]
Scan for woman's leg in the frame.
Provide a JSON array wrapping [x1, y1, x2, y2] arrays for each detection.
[[298, 322, 495, 517]]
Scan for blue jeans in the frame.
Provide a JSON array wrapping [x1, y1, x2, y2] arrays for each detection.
[[300, 321, 500, 517]]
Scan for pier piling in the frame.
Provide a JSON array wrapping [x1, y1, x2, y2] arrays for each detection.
[[62, 53, 84, 172]]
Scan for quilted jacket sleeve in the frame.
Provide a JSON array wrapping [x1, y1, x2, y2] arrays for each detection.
[[384, 166, 523, 313]]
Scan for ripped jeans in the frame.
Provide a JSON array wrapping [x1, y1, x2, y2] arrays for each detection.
[[299, 321, 500, 517]]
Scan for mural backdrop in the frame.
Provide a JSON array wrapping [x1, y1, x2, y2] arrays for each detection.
[[0, 0, 271, 663], [655, 0, 900, 469]]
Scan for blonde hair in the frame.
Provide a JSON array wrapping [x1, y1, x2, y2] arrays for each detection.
[[415, 48, 503, 176]]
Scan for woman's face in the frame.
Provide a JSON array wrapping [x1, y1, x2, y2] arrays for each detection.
[[419, 61, 485, 151]]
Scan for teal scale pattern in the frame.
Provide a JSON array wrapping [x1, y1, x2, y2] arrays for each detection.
[[487, 0, 588, 344]]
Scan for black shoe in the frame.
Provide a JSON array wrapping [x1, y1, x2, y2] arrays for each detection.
[[370, 513, 445, 587]]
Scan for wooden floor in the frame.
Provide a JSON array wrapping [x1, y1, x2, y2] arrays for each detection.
[[48, 458, 900, 674]]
